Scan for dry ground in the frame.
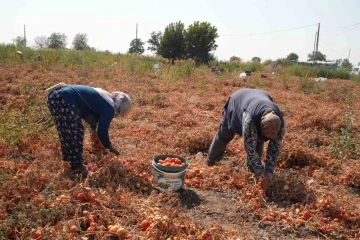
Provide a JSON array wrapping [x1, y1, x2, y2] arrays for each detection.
[[0, 63, 360, 240]]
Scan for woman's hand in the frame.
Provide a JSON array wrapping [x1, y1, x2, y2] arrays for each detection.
[[91, 129, 105, 151]]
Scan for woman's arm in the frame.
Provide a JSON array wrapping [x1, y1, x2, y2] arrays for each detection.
[[264, 125, 286, 174], [242, 111, 264, 174]]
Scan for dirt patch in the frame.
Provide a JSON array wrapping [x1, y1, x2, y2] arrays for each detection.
[[180, 188, 318, 239]]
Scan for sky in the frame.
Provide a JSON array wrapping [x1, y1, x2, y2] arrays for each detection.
[[1, 0, 360, 65]]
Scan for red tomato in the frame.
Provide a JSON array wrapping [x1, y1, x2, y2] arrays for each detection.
[[302, 211, 311, 220], [69, 225, 78, 233], [140, 219, 150, 230], [159, 157, 184, 167], [108, 225, 119, 234], [76, 193, 85, 202]]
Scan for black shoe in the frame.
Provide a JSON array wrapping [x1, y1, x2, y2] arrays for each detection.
[[72, 165, 89, 178], [206, 161, 217, 166]]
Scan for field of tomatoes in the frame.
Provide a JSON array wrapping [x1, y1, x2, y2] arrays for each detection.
[[0, 62, 360, 239]]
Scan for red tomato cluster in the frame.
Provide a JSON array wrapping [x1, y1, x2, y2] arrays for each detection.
[[158, 157, 185, 167]]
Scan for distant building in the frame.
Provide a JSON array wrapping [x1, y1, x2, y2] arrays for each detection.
[[301, 60, 338, 69]]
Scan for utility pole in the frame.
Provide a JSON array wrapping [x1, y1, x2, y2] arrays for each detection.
[[313, 31, 317, 59], [24, 25, 27, 47], [136, 23, 138, 40], [348, 49, 351, 61], [315, 23, 320, 52]]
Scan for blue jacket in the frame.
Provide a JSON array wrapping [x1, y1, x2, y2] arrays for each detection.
[[61, 85, 115, 148]]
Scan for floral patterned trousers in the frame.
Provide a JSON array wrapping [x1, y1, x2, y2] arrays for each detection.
[[47, 89, 84, 170]]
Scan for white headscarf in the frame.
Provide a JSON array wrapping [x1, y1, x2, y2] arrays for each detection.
[[261, 111, 281, 139], [94, 88, 132, 116], [110, 91, 132, 116]]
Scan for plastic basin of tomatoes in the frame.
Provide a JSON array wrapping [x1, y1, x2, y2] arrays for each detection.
[[153, 154, 189, 173]]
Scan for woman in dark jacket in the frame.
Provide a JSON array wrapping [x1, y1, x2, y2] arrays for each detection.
[[207, 88, 285, 182], [46, 83, 132, 177]]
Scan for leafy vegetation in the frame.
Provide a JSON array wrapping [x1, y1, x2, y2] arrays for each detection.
[[185, 21, 218, 65], [47, 33, 67, 49], [72, 33, 90, 51], [147, 31, 162, 55], [158, 21, 186, 64], [128, 38, 145, 54], [308, 51, 326, 61], [251, 56, 261, 62], [286, 52, 299, 61]]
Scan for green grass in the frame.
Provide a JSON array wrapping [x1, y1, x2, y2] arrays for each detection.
[[1, 43, 358, 84], [0, 174, 9, 187], [297, 78, 326, 94], [211, 60, 263, 74], [329, 96, 359, 160], [285, 64, 350, 80], [160, 60, 196, 83], [0, 83, 54, 146]]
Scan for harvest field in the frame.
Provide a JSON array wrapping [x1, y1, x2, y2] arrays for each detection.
[[1, 56, 360, 240]]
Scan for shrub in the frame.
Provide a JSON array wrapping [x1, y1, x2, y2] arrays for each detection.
[[283, 64, 350, 80], [298, 78, 326, 94]]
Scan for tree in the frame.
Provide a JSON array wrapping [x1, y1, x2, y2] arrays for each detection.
[[336, 59, 342, 66], [147, 31, 162, 55], [252, 57, 261, 62], [308, 51, 326, 61], [128, 38, 145, 54], [12, 36, 26, 46], [340, 59, 352, 69], [72, 33, 89, 50], [230, 56, 241, 62], [263, 59, 272, 65], [158, 21, 186, 64], [34, 35, 48, 48], [286, 53, 299, 61], [47, 33, 67, 49], [184, 21, 218, 65]]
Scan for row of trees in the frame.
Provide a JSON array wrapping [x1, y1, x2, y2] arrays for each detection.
[[13, 33, 93, 51], [14, 21, 218, 65], [230, 56, 262, 62], [13, 24, 353, 68], [128, 21, 218, 65]]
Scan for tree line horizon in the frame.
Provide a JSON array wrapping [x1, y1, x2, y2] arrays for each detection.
[[10, 21, 354, 67]]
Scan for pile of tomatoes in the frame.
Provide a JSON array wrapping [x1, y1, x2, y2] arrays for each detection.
[[157, 157, 185, 167]]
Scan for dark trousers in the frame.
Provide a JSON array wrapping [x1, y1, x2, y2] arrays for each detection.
[[208, 123, 265, 168], [208, 124, 235, 162], [47, 89, 84, 170]]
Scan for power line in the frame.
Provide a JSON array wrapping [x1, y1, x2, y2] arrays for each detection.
[[218, 23, 318, 36], [26, 25, 79, 34], [322, 23, 360, 36], [319, 37, 344, 54], [322, 21, 360, 29], [26, 24, 136, 35]]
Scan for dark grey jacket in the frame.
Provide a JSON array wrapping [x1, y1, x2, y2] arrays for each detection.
[[221, 88, 286, 173], [221, 88, 284, 137]]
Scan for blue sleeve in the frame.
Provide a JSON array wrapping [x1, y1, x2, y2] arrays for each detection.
[[97, 108, 115, 149]]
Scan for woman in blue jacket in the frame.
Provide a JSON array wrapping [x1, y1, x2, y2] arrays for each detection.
[[47, 84, 132, 177]]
